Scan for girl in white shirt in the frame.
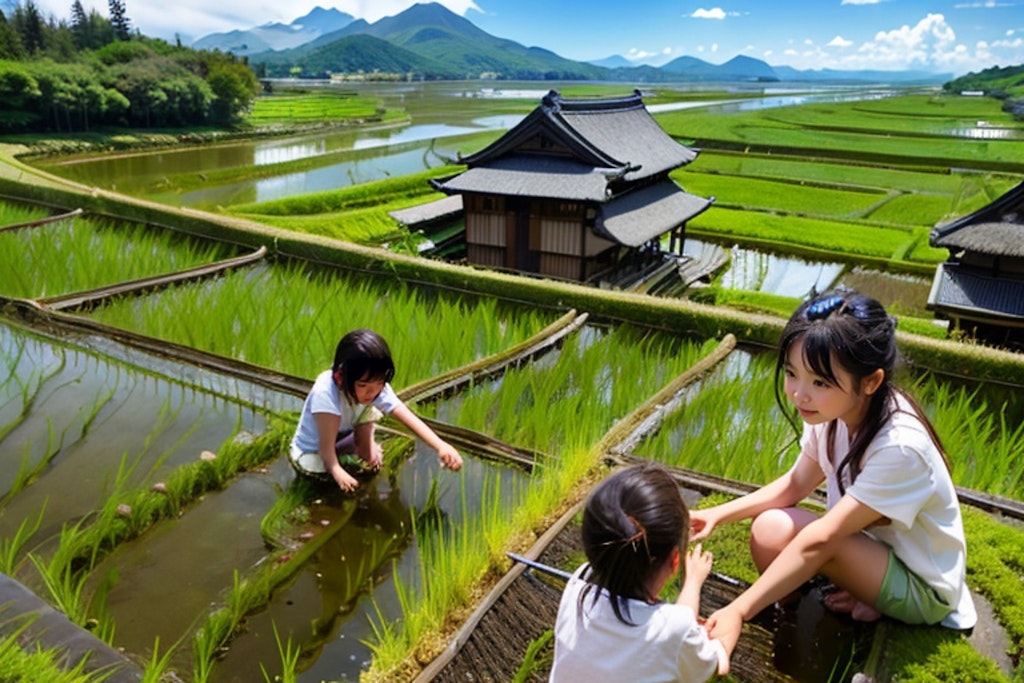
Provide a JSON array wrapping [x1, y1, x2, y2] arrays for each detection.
[[550, 463, 727, 682], [289, 328, 462, 492], [691, 290, 976, 664]]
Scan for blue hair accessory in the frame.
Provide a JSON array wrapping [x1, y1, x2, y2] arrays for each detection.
[[805, 295, 845, 321]]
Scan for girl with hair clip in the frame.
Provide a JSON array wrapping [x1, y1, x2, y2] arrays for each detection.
[[550, 463, 728, 682], [691, 289, 976, 661], [289, 329, 462, 492]]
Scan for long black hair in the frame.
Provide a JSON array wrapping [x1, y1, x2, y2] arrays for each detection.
[[332, 329, 396, 402], [579, 463, 689, 625], [774, 289, 948, 494]]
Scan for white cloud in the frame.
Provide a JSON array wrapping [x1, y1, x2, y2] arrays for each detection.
[[953, 1, 1013, 8], [691, 7, 727, 19], [828, 35, 854, 47], [804, 38, 815, 46], [711, 42, 719, 53]]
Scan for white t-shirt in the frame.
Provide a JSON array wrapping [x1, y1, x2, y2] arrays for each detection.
[[799, 393, 977, 630], [549, 564, 724, 683], [289, 369, 403, 458]]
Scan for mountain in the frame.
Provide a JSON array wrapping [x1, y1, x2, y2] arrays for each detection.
[[589, 55, 634, 69], [193, 7, 355, 55], [239, 2, 949, 84], [254, 2, 605, 80], [771, 65, 951, 84]]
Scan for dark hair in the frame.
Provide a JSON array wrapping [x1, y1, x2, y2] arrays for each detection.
[[579, 463, 689, 625], [775, 289, 947, 494], [332, 329, 396, 401]]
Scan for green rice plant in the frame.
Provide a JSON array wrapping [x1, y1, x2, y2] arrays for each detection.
[[259, 623, 300, 683], [0, 214, 236, 298], [231, 166, 460, 217], [27, 530, 117, 643], [0, 617, 115, 683], [689, 206, 945, 268], [429, 326, 710, 453], [139, 636, 180, 683], [245, 93, 380, 125], [634, 352, 799, 484], [863, 192, 957, 226], [915, 376, 1024, 496], [674, 172, 888, 219], [0, 200, 50, 226], [89, 260, 555, 382], [686, 151, 973, 194], [0, 503, 46, 574]]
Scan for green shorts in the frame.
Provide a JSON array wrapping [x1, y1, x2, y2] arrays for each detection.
[[875, 549, 952, 625]]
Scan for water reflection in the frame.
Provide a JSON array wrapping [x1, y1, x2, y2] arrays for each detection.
[[687, 237, 844, 297]]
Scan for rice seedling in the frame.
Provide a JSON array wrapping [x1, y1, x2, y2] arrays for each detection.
[[0, 214, 236, 299], [675, 172, 888, 219], [138, 637, 179, 683], [0, 503, 46, 574], [258, 623, 301, 683], [245, 93, 381, 126], [913, 375, 1024, 497], [0, 617, 115, 683], [688, 207, 946, 268], [89, 260, 555, 382], [0, 200, 50, 227]]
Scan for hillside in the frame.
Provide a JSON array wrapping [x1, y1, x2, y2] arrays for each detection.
[[227, 2, 952, 84]]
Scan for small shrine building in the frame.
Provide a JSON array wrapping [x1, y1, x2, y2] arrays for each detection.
[[430, 90, 712, 284]]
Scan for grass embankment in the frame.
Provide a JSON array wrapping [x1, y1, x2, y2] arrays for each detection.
[[228, 166, 461, 245]]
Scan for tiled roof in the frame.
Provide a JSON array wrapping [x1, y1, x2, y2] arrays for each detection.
[[457, 90, 697, 185], [433, 155, 616, 201], [927, 263, 1024, 320], [596, 180, 713, 247]]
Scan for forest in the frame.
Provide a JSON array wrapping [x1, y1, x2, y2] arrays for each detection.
[[0, 0, 260, 132]]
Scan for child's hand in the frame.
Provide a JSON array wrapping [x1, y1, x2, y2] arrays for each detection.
[[437, 442, 463, 471], [331, 468, 360, 492], [363, 442, 383, 470], [689, 510, 717, 542], [685, 543, 714, 584]]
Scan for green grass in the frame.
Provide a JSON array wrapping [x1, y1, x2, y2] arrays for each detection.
[[244, 93, 382, 126]]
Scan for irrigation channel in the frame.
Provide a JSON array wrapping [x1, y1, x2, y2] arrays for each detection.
[[0, 202, 1022, 683]]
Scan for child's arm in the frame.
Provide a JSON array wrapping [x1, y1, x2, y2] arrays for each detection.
[[705, 494, 884, 656], [676, 543, 713, 614], [390, 404, 463, 470], [314, 412, 360, 491], [690, 455, 824, 541]]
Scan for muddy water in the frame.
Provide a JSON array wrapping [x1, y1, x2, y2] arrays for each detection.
[[0, 323, 267, 549]]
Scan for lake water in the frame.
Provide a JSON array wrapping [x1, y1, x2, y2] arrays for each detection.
[[36, 81, 912, 209]]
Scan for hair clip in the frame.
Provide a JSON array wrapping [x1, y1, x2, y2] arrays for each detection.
[[805, 295, 845, 321]]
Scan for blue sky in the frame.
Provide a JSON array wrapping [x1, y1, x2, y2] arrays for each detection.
[[27, 0, 1024, 76]]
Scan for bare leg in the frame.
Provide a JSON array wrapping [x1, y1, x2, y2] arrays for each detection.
[[749, 507, 888, 620]]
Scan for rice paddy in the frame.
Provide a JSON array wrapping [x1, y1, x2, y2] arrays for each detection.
[[2, 83, 1024, 683]]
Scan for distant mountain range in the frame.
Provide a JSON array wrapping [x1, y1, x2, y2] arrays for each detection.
[[195, 2, 950, 84]]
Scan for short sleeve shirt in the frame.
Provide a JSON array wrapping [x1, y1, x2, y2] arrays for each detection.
[[549, 564, 724, 682], [799, 394, 976, 629], [290, 369, 403, 456]]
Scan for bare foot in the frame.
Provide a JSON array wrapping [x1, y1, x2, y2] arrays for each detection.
[[822, 588, 883, 622]]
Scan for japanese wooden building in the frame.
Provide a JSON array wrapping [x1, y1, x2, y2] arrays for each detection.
[[927, 180, 1024, 347], [430, 90, 712, 284]]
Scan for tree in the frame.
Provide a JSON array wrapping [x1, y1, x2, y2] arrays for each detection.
[[0, 10, 26, 59], [108, 0, 129, 41], [12, 1, 45, 54]]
